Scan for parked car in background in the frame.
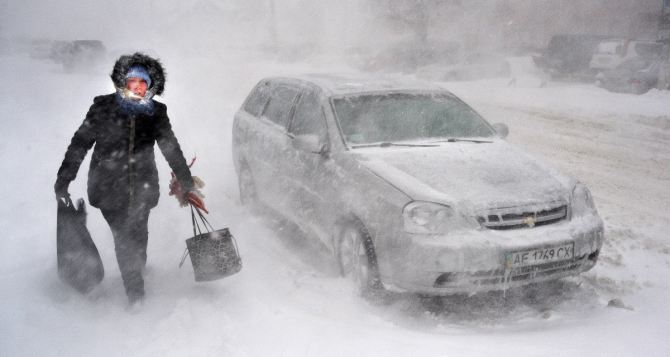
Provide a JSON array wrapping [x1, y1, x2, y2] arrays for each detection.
[[535, 34, 607, 79], [232, 74, 604, 297], [589, 38, 663, 72], [49, 40, 72, 62], [50, 40, 106, 72], [596, 57, 665, 94]]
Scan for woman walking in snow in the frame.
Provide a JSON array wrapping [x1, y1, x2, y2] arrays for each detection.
[[55, 52, 199, 306]]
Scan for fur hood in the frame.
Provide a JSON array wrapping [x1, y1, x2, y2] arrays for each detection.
[[110, 52, 166, 96]]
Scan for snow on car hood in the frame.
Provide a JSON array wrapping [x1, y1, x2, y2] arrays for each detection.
[[353, 140, 572, 211]]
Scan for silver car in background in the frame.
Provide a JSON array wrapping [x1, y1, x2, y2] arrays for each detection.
[[232, 75, 604, 296]]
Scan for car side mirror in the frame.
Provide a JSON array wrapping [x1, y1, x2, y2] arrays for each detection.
[[293, 134, 326, 154], [492, 123, 509, 139]]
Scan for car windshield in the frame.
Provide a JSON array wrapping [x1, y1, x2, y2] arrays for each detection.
[[332, 92, 495, 145]]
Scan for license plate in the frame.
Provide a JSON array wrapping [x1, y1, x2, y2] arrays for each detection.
[[505, 243, 574, 269]]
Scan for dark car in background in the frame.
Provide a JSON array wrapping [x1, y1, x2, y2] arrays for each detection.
[[50, 40, 106, 72], [535, 34, 607, 79]]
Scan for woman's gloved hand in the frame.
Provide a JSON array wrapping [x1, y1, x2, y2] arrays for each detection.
[[169, 175, 207, 213], [186, 188, 207, 213]]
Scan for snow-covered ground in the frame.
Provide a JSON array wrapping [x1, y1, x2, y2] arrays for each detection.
[[1, 50, 669, 357]]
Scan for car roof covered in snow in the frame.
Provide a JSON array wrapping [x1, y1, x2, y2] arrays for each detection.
[[263, 74, 447, 97]]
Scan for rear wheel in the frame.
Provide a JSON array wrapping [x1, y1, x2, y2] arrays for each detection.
[[338, 222, 384, 298]]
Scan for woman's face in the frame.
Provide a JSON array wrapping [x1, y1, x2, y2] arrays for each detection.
[[125, 77, 148, 99]]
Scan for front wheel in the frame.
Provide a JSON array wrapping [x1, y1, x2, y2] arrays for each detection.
[[337, 222, 384, 298]]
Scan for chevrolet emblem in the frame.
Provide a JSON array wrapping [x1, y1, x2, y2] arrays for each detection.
[[523, 216, 536, 227]]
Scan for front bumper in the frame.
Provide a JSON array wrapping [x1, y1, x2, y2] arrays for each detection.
[[379, 216, 604, 295]]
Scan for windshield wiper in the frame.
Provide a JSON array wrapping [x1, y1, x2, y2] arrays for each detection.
[[350, 142, 440, 149], [431, 138, 493, 144]]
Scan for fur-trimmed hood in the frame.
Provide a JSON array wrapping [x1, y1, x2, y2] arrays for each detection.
[[111, 52, 166, 96]]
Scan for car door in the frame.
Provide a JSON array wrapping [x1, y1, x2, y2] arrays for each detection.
[[285, 87, 339, 244], [252, 82, 301, 211]]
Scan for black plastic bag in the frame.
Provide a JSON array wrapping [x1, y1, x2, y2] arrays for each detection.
[[179, 206, 242, 282], [57, 197, 104, 293]]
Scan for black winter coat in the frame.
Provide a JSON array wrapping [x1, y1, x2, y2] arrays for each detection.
[[56, 94, 194, 210]]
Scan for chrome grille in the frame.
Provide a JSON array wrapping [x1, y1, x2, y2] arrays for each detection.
[[476, 203, 568, 230]]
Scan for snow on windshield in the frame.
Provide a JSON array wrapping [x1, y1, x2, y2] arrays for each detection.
[[332, 92, 495, 144]]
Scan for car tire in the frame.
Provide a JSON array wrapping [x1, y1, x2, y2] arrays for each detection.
[[337, 220, 384, 298], [238, 164, 257, 206]]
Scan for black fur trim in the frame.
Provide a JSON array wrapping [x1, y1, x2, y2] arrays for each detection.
[[110, 52, 166, 95]]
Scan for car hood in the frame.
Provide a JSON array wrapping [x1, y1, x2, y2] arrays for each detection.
[[353, 140, 572, 211]]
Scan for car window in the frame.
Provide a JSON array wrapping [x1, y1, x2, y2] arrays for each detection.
[[243, 81, 271, 117], [333, 92, 495, 144], [261, 85, 300, 128], [289, 90, 326, 138]]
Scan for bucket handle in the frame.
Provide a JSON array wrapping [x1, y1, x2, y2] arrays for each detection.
[[179, 204, 213, 268]]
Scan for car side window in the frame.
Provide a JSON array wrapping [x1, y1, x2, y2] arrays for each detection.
[[243, 81, 271, 117], [261, 85, 300, 128], [289, 90, 326, 138]]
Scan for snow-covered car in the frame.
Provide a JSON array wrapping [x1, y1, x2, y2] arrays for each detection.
[[596, 57, 664, 94], [589, 39, 663, 73], [51, 40, 106, 72], [232, 75, 604, 296], [536, 34, 606, 78]]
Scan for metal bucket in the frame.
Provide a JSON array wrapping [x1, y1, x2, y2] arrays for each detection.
[[184, 227, 242, 282]]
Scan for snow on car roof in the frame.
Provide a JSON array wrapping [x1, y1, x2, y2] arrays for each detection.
[[267, 73, 447, 96]]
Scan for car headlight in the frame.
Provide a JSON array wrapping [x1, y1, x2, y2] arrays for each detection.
[[571, 183, 597, 218], [403, 201, 469, 234]]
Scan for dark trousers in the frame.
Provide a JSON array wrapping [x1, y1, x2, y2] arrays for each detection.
[[101, 207, 150, 301]]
